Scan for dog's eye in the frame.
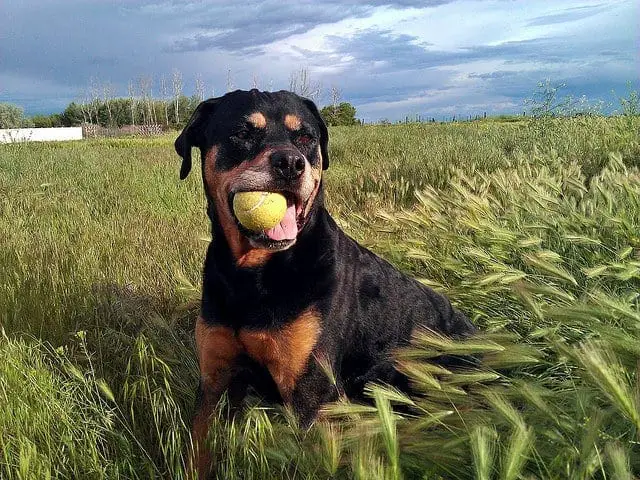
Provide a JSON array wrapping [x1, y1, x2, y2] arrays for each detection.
[[232, 129, 251, 141], [295, 134, 314, 147]]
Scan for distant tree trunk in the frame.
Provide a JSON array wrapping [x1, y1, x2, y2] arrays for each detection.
[[138, 76, 149, 125], [89, 78, 101, 125], [102, 83, 114, 127], [226, 69, 234, 92], [148, 79, 156, 125], [79, 95, 89, 124], [195, 73, 205, 102], [330, 85, 341, 115], [128, 81, 137, 126], [172, 69, 182, 124], [160, 74, 170, 126]]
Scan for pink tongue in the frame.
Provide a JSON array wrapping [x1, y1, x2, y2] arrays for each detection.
[[265, 203, 298, 241]]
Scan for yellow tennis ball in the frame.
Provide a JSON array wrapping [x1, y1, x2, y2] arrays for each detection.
[[232, 191, 287, 232]]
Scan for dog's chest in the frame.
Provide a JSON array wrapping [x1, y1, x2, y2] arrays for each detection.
[[196, 308, 321, 401]]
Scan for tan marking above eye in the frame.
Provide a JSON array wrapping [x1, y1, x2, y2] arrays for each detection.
[[247, 112, 267, 129], [284, 114, 302, 131]]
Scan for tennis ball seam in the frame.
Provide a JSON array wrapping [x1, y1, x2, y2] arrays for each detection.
[[237, 192, 269, 214]]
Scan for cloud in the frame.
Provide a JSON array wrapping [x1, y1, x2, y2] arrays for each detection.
[[313, 5, 637, 120], [526, 3, 609, 27], [0, 0, 636, 119], [469, 71, 518, 80], [160, 0, 458, 54], [166, 2, 374, 54], [325, 30, 440, 72]]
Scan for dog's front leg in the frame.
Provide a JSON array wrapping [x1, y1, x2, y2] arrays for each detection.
[[188, 319, 243, 479], [288, 359, 341, 429], [190, 373, 240, 479]]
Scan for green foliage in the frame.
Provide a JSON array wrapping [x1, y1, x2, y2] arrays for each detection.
[[1, 116, 639, 478], [31, 114, 64, 128], [320, 102, 359, 126], [31, 95, 201, 128], [617, 81, 639, 117], [61, 102, 85, 126], [0, 103, 25, 128]]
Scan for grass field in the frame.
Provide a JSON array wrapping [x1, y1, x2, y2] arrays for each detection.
[[1, 115, 640, 479]]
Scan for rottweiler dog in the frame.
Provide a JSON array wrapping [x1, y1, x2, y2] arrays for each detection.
[[175, 89, 476, 477]]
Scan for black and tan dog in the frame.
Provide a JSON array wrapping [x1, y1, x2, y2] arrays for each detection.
[[175, 89, 476, 477]]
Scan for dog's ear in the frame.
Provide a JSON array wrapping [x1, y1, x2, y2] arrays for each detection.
[[175, 98, 220, 179], [302, 98, 330, 170]]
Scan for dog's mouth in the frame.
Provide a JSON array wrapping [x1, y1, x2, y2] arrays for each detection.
[[228, 190, 308, 250]]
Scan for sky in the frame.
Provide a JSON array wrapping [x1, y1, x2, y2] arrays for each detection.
[[1, 0, 638, 121]]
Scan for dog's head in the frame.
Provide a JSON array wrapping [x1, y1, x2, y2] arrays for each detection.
[[175, 89, 329, 262]]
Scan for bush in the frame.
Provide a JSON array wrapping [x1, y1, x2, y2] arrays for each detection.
[[0, 103, 25, 128], [320, 102, 359, 126]]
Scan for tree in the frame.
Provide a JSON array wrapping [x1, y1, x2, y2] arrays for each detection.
[[60, 102, 84, 127], [31, 115, 53, 128], [102, 82, 115, 126], [289, 67, 321, 102], [160, 74, 170, 126], [89, 77, 101, 125], [319, 102, 358, 126], [226, 69, 234, 92], [138, 75, 158, 125], [329, 86, 341, 115], [106, 98, 132, 127], [195, 73, 205, 102], [77, 89, 89, 124], [0, 103, 25, 128], [172, 69, 183, 124], [128, 81, 137, 126], [31, 113, 63, 128]]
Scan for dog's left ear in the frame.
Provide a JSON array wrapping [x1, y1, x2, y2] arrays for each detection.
[[175, 98, 220, 179], [302, 98, 330, 170]]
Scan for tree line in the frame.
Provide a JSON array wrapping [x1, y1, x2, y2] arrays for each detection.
[[0, 95, 205, 129], [0, 68, 359, 129]]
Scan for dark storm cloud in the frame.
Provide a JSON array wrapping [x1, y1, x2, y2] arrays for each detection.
[[164, 0, 451, 54], [0, 0, 636, 119], [165, 2, 364, 54], [167, 2, 372, 53], [1, 1, 172, 88], [0, 0, 456, 114]]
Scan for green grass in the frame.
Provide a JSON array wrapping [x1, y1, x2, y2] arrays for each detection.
[[1, 116, 639, 478]]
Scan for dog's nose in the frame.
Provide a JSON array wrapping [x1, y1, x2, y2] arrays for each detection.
[[270, 151, 305, 180]]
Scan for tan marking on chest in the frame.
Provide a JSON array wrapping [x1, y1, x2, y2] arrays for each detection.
[[237, 249, 273, 268], [238, 308, 321, 401]]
